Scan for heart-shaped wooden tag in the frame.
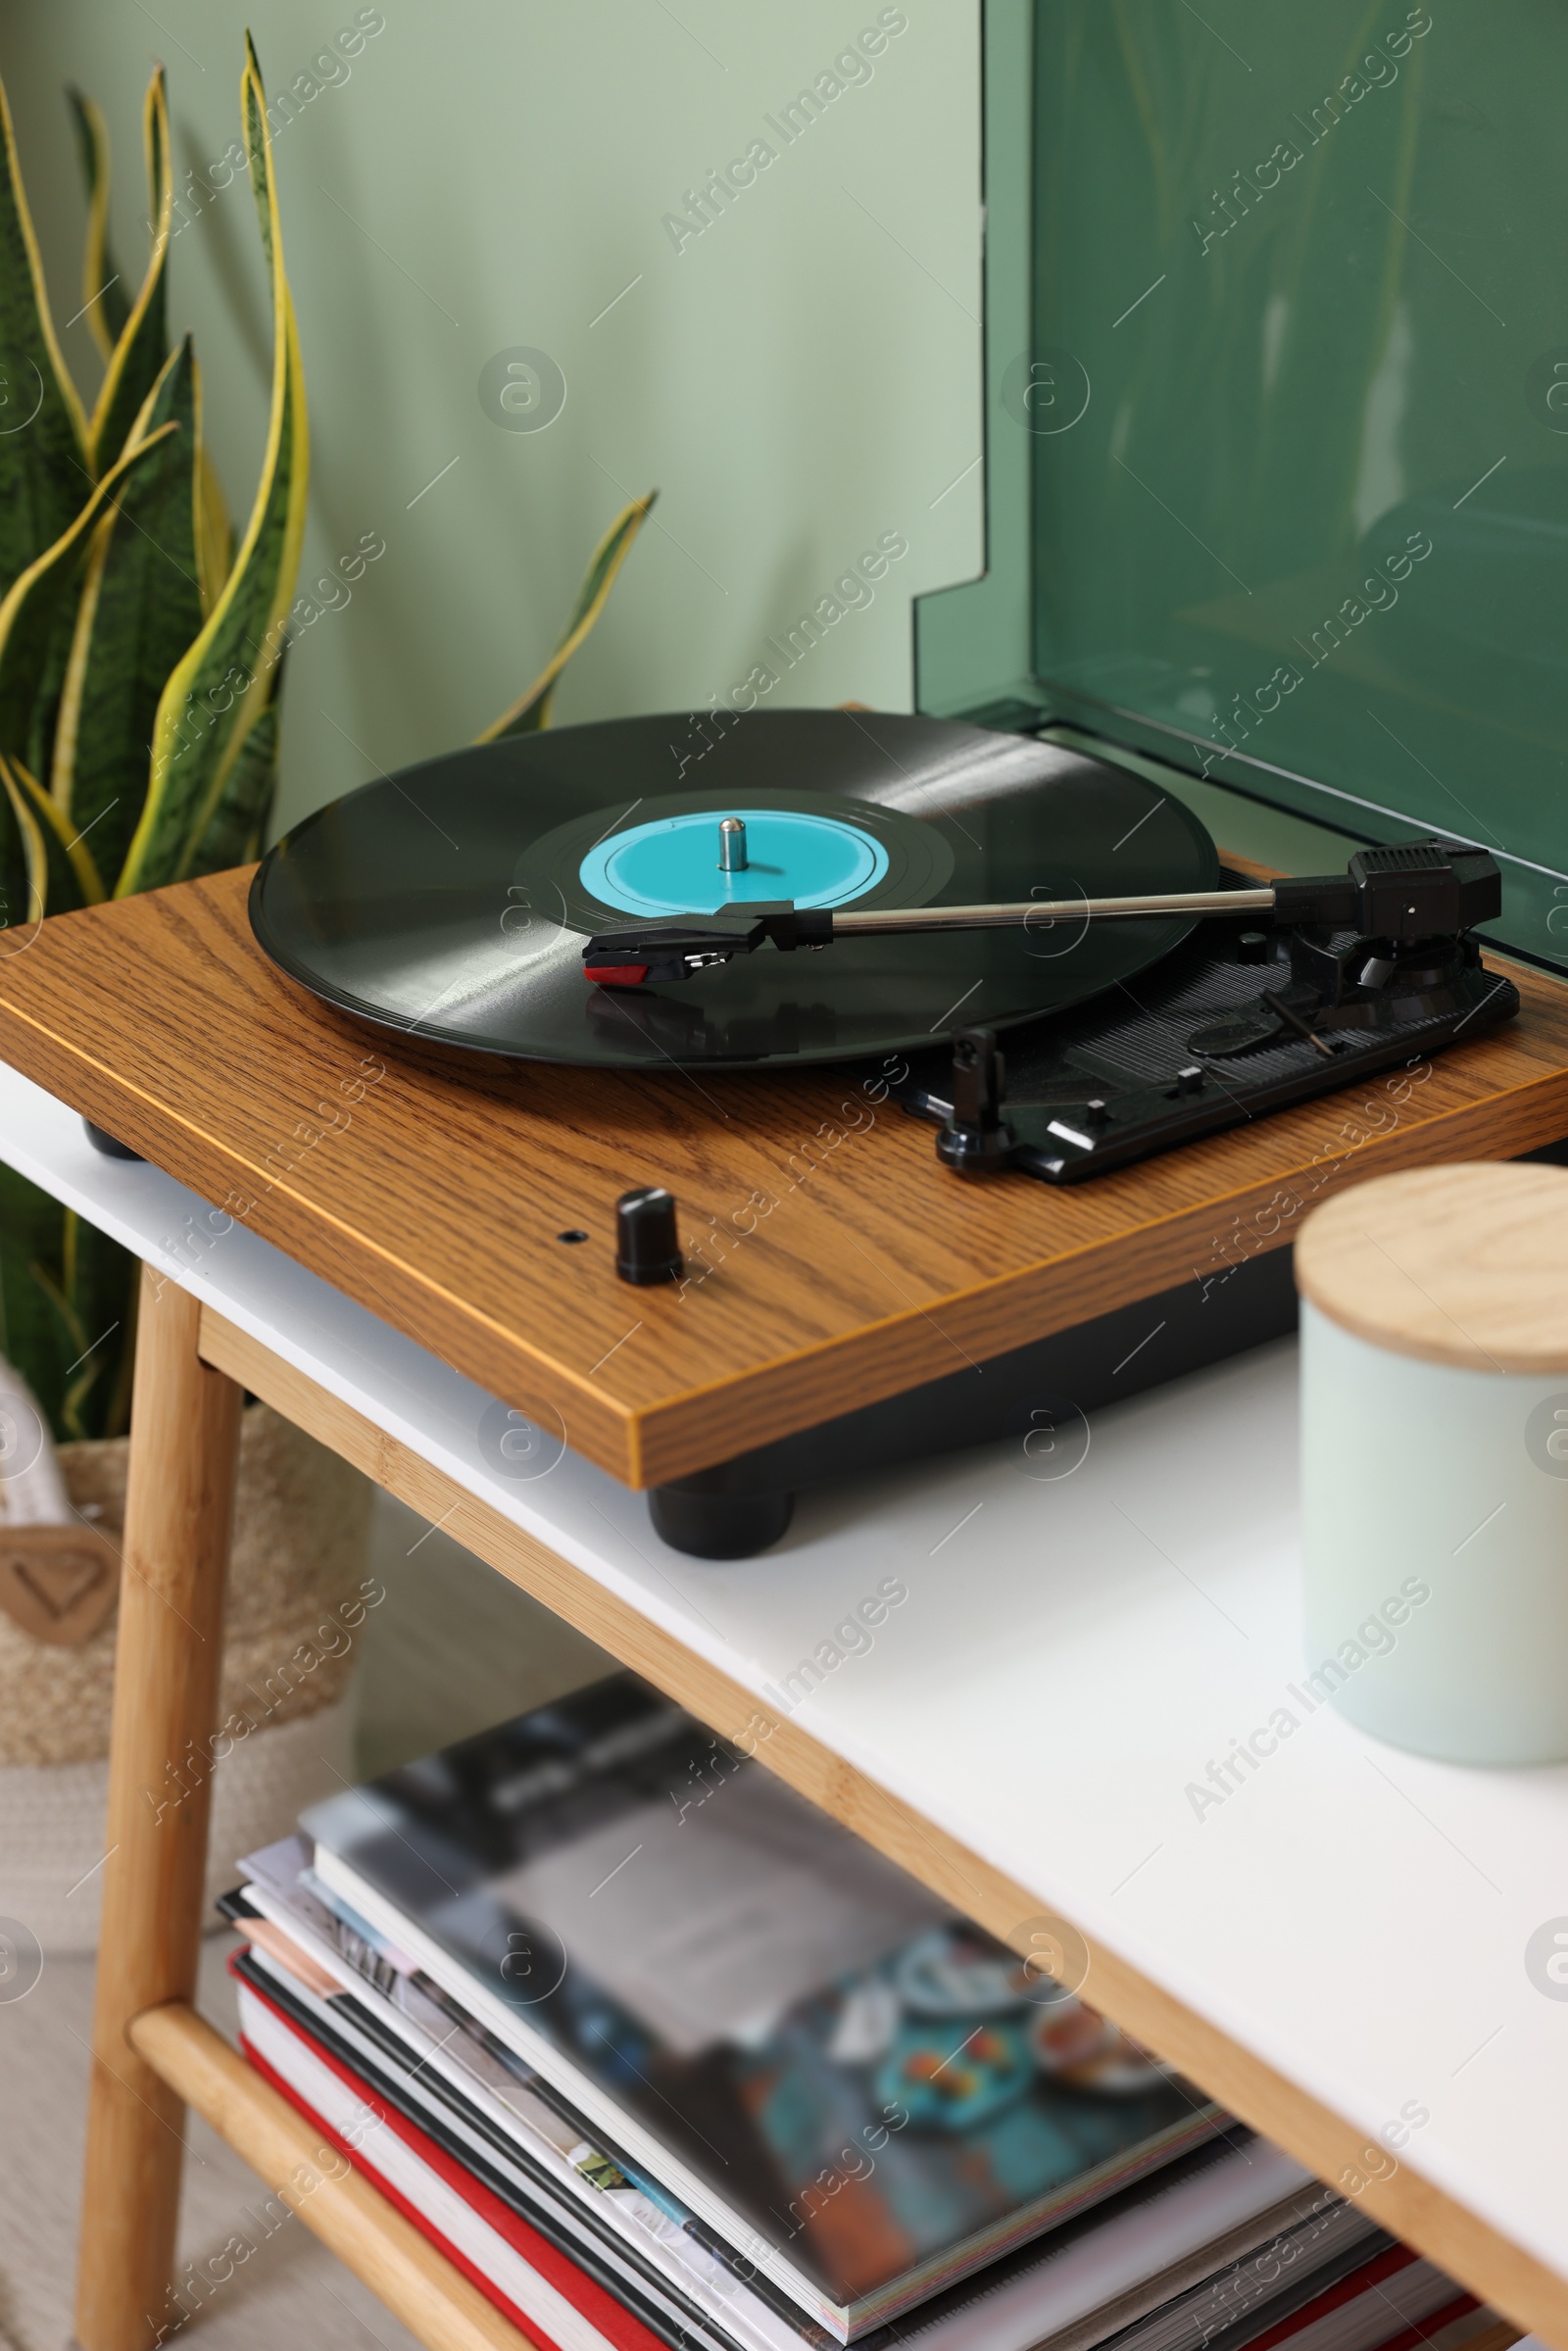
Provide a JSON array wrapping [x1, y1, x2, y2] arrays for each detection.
[[0, 1523, 122, 1646]]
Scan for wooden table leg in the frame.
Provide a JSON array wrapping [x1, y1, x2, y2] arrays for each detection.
[[74, 1270, 242, 2351]]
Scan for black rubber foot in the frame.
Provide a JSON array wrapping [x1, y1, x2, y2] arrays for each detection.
[[83, 1118, 143, 1161], [648, 1485, 794, 1559]]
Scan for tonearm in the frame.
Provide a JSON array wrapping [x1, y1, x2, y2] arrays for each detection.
[[580, 840, 1501, 988]]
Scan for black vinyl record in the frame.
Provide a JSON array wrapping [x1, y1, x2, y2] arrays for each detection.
[[249, 711, 1219, 1069]]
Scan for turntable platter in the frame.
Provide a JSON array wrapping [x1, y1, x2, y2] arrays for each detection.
[[249, 710, 1218, 1068]]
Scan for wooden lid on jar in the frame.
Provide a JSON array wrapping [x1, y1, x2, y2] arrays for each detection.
[[1296, 1161, 1568, 1375]]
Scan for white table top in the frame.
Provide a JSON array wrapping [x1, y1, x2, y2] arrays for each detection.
[[5, 1058, 1565, 2299]]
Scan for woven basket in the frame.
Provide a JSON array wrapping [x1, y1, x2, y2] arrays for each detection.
[[0, 1401, 374, 1951]]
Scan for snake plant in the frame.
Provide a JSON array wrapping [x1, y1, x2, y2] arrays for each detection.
[[0, 37, 652, 1447]]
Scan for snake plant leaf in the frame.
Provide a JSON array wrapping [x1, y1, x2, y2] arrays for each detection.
[[119, 42, 307, 895], [23, 1252, 91, 1426], [195, 444, 233, 615], [0, 420, 177, 773], [474, 491, 656, 741], [0, 73, 90, 602], [0, 809, 22, 954], [83, 1214, 137, 1435], [0, 753, 124, 1447], [26, 1208, 132, 1439], [28, 1269, 90, 1434], [66, 89, 130, 363], [0, 749, 24, 946], [19, 1241, 107, 1439], [0, 1164, 135, 1444], [0, 1165, 74, 1439], [189, 681, 278, 875], [6, 752, 103, 906], [0, 750, 96, 983], [51, 338, 206, 885], [0, 753, 46, 937], [56, 1206, 136, 1437], [84, 67, 172, 477]]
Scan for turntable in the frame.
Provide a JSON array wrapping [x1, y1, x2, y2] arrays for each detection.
[[3, 707, 1566, 1560]]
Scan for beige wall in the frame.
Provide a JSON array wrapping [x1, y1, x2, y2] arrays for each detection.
[[1, 1, 983, 832]]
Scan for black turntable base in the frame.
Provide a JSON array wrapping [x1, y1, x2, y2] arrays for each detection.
[[892, 872, 1516, 1184], [645, 1246, 1300, 1555]]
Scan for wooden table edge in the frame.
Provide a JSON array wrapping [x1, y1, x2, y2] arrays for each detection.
[[4, 984, 1568, 1490], [197, 1301, 1568, 2347], [128, 2000, 542, 2351], [629, 1048, 1568, 1482]]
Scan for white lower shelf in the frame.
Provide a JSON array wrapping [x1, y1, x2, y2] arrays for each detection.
[[4, 1056, 1565, 2300]]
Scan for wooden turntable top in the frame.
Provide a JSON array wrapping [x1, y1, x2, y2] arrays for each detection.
[[2, 860, 1567, 1487]]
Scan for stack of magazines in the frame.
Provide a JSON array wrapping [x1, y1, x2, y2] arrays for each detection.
[[221, 1672, 1503, 2351]]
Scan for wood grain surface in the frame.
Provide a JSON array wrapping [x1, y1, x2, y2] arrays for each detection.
[[194, 1300, 1568, 2351], [1297, 1159, 1568, 1372], [4, 865, 1568, 1486], [75, 1276, 242, 2351]]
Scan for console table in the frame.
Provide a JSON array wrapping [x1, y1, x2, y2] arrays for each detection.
[[2, 874, 1567, 2351]]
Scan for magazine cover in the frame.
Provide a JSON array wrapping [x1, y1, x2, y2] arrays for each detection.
[[302, 1674, 1220, 2330]]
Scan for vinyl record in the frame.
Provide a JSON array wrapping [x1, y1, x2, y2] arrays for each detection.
[[249, 711, 1219, 1068]]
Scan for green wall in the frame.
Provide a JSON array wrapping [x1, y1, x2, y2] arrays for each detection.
[[0, 2, 982, 834]]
